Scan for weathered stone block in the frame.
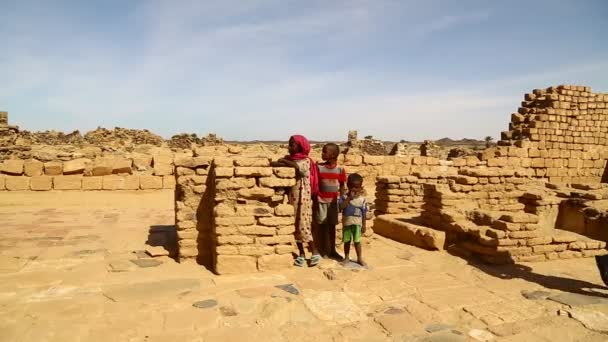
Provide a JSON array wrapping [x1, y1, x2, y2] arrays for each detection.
[[216, 245, 239, 255], [235, 167, 273, 177], [258, 216, 295, 226], [277, 225, 295, 235], [237, 187, 275, 199], [2, 160, 24, 175], [140, 175, 163, 189], [44, 161, 63, 175], [163, 175, 176, 189], [217, 235, 254, 245], [275, 204, 294, 216], [499, 213, 539, 224], [257, 254, 293, 271], [235, 204, 274, 217], [214, 167, 234, 178], [153, 164, 173, 176], [30, 176, 52, 191], [363, 155, 384, 165], [102, 175, 125, 190], [215, 255, 257, 274], [275, 244, 294, 254], [273, 167, 295, 178], [216, 177, 255, 190], [63, 158, 91, 174], [238, 225, 276, 235], [24, 160, 43, 177], [53, 175, 82, 190], [82, 176, 103, 190], [344, 154, 363, 166], [234, 157, 270, 167], [238, 245, 275, 256], [215, 216, 256, 227], [256, 235, 293, 245], [112, 159, 132, 174], [259, 177, 296, 187], [5, 176, 30, 190]]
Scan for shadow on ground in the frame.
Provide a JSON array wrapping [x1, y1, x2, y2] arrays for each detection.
[[447, 246, 608, 298], [147, 225, 178, 260]]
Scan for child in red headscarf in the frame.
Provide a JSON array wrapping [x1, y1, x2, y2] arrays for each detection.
[[272, 135, 321, 267]]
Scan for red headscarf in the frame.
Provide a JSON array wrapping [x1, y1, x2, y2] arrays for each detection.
[[286, 135, 319, 196]]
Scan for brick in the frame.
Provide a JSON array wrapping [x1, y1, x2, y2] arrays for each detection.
[[234, 157, 270, 167], [30, 176, 52, 191], [238, 245, 275, 256], [532, 244, 567, 253], [23, 160, 43, 177], [214, 167, 234, 178], [123, 175, 139, 190], [5, 176, 30, 190], [215, 216, 256, 227], [257, 254, 293, 271], [256, 235, 294, 245], [237, 187, 275, 199], [508, 230, 540, 239], [163, 175, 176, 189], [2, 160, 24, 175], [82, 176, 103, 190], [215, 255, 257, 274], [274, 167, 295, 178], [259, 177, 296, 187], [44, 161, 63, 175], [217, 235, 254, 245], [363, 155, 384, 165], [275, 244, 294, 254], [498, 213, 539, 224], [344, 154, 362, 166], [153, 163, 173, 176], [258, 216, 295, 226], [234, 167, 273, 177], [139, 175, 163, 189], [275, 204, 294, 216], [277, 225, 295, 235], [216, 245, 239, 255], [53, 175, 82, 190], [238, 225, 276, 236], [63, 158, 91, 174], [235, 202, 274, 217]]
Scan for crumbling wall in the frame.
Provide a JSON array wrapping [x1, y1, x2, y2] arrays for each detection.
[[174, 155, 298, 274]]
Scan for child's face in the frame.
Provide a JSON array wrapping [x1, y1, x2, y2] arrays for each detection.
[[321, 145, 336, 161], [348, 181, 363, 196], [288, 138, 300, 155]]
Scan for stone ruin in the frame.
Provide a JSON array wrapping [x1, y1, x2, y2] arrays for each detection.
[[2, 84, 608, 273], [346, 130, 387, 155]]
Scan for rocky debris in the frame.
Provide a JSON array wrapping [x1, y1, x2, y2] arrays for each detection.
[[521, 290, 551, 300], [447, 147, 477, 159], [200, 133, 224, 146], [84, 127, 164, 147], [560, 308, 608, 333], [420, 140, 441, 158], [346, 130, 387, 155], [275, 284, 300, 295], [18, 130, 85, 145], [169, 133, 201, 149]]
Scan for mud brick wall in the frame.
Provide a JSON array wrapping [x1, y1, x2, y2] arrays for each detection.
[[498, 85, 608, 184], [174, 156, 298, 274], [0, 152, 182, 191]]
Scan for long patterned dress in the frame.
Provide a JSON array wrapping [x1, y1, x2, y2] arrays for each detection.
[[289, 158, 313, 243]]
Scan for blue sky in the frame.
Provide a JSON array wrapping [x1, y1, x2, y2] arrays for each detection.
[[1, 1, 607, 141]]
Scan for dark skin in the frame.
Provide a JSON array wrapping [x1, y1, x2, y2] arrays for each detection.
[[271, 137, 320, 260], [339, 180, 366, 266], [318, 144, 345, 260]]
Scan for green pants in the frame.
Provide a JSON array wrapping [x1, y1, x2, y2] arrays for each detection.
[[343, 225, 362, 243]]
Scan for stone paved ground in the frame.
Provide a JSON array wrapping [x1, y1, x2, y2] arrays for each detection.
[[1, 191, 608, 342]]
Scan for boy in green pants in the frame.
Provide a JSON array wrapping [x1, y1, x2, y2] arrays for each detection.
[[338, 173, 368, 266]]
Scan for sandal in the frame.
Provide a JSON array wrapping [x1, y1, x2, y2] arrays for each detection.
[[309, 254, 322, 267], [294, 256, 306, 267]]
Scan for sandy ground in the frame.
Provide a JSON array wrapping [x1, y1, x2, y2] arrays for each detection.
[[1, 190, 608, 341]]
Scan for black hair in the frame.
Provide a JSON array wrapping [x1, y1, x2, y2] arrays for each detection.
[[347, 173, 363, 185], [323, 143, 340, 157]]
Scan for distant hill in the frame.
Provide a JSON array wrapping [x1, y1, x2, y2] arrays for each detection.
[[434, 137, 484, 146]]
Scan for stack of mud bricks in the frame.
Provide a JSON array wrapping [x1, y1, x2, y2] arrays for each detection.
[[452, 211, 607, 264], [0, 155, 175, 191], [0, 111, 7, 126], [174, 155, 298, 274], [498, 85, 608, 185]]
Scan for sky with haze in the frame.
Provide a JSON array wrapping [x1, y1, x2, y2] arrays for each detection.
[[1, 0, 607, 141]]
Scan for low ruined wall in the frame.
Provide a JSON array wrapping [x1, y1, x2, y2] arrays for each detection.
[[174, 155, 298, 274]]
